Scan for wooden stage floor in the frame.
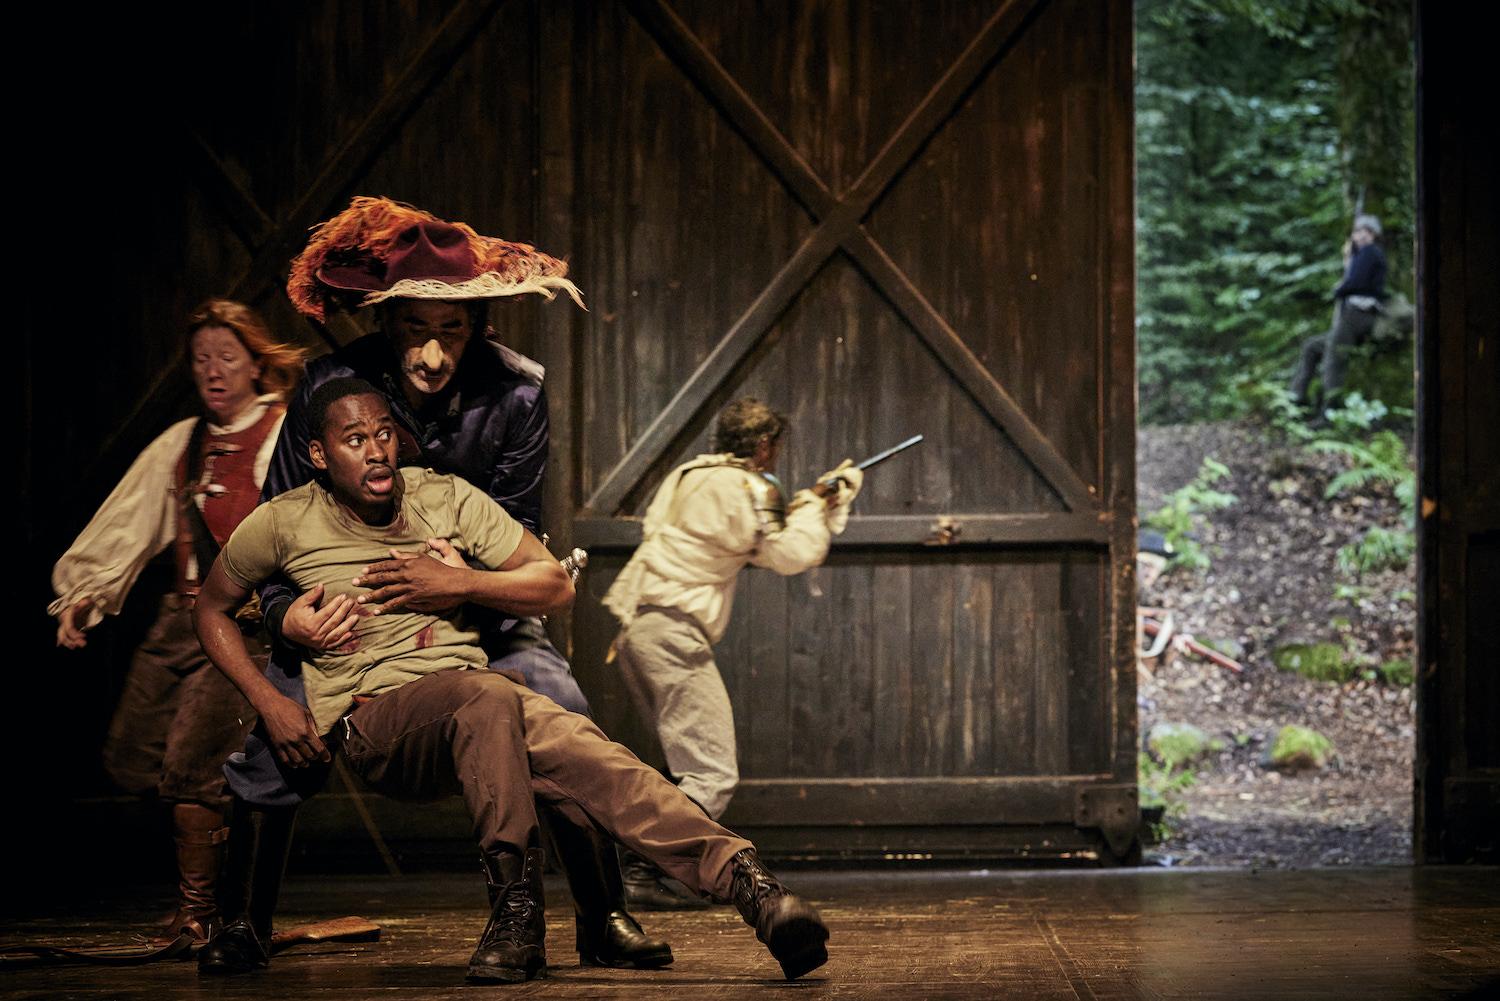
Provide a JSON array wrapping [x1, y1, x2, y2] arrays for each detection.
[[4, 866, 1498, 999]]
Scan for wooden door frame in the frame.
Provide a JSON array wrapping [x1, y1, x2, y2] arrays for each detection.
[[1413, 0, 1500, 864]]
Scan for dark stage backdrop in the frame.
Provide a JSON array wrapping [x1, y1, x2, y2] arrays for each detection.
[[19, 0, 1137, 872]]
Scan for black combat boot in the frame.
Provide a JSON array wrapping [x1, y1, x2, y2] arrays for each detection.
[[729, 849, 829, 980], [198, 801, 297, 976], [467, 847, 548, 982], [546, 814, 672, 968], [620, 847, 710, 910]]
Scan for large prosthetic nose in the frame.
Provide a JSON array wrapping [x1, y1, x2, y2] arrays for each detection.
[[420, 339, 444, 371]]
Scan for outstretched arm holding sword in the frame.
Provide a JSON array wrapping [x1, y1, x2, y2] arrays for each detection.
[[809, 434, 925, 500]]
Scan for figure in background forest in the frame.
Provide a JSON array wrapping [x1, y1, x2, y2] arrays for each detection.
[[1290, 214, 1388, 411], [49, 299, 304, 942]]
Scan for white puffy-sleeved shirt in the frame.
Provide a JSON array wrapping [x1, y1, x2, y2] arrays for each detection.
[[48, 396, 286, 630], [603, 453, 851, 643]]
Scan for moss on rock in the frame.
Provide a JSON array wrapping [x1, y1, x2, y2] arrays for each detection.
[[1270, 724, 1334, 770], [1273, 642, 1359, 683], [1147, 722, 1221, 771]]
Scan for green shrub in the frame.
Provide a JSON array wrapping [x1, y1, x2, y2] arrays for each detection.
[[1336, 525, 1415, 576], [1145, 457, 1239, 572], [1377, 658, 1414, 686], [1235, 377, 1316, 441], [1343, 341, 1414, 413], [1311, 427, 1414, 511], [1309, 397, 1417, 587], [1138, 752, 1195, 842], [1318, 392, 1391, 441]]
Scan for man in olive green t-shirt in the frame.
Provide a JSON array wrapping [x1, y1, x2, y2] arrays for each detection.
[[191, 377, 830, 985], [216, 449, 524, 736]]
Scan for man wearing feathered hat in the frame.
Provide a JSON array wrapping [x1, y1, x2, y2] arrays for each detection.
[[202, 197, 670, 973]]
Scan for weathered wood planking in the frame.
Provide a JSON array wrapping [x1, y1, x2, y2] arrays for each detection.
[[20, 0, 1138, 861], [576, 549, 1111, 787], [952, 563, 996, 774], [552, 0, 1133, 850], [867, 0, 1106, 492], [568, 2, 815, 511], [11, 868, 1500, 1000]]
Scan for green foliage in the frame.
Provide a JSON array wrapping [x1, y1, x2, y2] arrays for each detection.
[[1234, 377, 1318, 441], [1377, 658, 1414, 686], [1304, 394, 1417, 580], [1273, 641, 1359, 682], [1337, 525, 1414, 576], [1269, 724, 1334, 769], [1333, 581, 1376, 602], [1138, 752, 1196, 842], [1137, 1, 1347, 424], [1343, 340, 1415, 413], [1312, 389, 1412, 440], [1336, 0, 1416, 286], [1313, 428, 1410, 502], [1144, 457, 1238, 572], [1136, 0, 1414, 425]]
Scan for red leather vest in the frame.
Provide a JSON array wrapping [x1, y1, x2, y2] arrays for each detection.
[[173, 403, 286, 594]]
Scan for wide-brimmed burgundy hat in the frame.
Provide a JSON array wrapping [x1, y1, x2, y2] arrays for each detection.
[[288, 196, 584, 320]]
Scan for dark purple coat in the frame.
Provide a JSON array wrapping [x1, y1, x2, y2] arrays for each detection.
[[258, 330, 548, 624]]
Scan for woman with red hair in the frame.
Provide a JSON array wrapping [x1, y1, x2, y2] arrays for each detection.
[[49, 299, 304, 942]]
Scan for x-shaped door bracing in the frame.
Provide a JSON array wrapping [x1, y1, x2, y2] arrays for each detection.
[[585, 0, 1100, 535]]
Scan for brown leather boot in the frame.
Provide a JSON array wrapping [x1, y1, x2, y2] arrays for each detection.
[[467, 847, 548, 982], [166, 802, 229, 942], [729, 849, 829, 980]]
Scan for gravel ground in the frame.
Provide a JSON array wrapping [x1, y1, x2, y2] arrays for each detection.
[[1136, 420, 1415, 867]]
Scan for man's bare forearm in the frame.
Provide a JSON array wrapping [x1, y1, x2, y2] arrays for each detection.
[[460, 560, 574, 617], [192, 561, 283, 711], [195, 560, 330, 767], [193, 603, 283, 711]]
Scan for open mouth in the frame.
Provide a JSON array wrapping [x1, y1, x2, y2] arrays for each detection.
[[364, 466, 396, 495]]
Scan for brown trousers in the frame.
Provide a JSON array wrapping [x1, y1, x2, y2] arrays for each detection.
[[103, 596, 258, 807], [339, 669, 753, 900]]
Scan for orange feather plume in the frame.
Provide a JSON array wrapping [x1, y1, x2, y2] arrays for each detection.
[[287, 196, 571, 319]]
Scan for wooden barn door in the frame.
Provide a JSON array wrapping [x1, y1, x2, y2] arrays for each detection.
[[24, 0, 1135, 864], [546, 0, 1139, 859]]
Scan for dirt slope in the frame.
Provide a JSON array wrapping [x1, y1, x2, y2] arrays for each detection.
[[1136, 421, 1414, 866]]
